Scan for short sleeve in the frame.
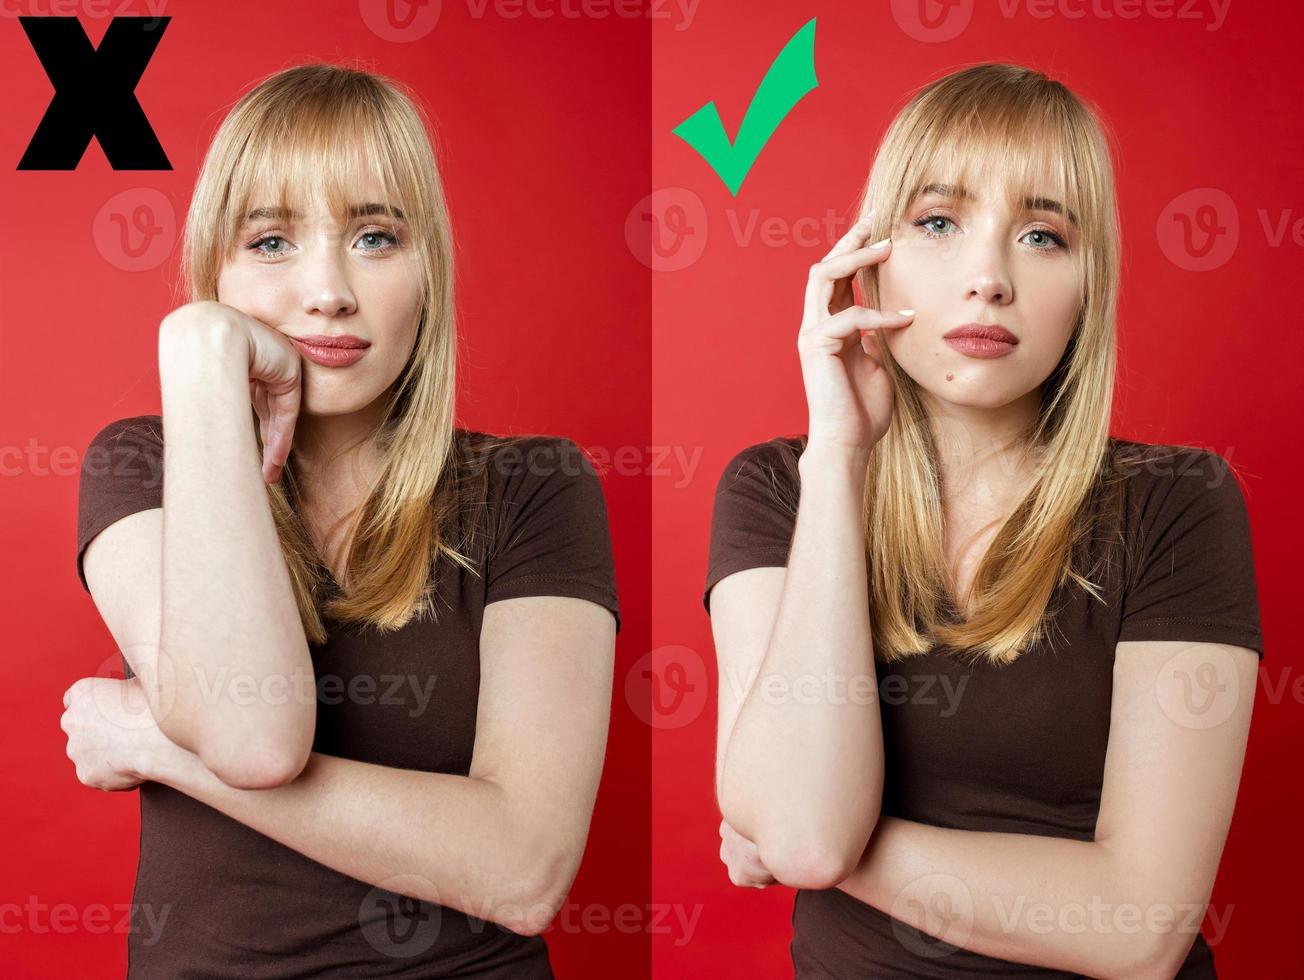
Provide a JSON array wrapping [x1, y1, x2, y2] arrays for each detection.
[[76, 415, 165, 594], [703, 438, 802, 614], [484, 436, 620, 634], [1118, 449, 1264, 658]]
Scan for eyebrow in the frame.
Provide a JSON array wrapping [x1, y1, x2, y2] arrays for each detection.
[[915, 182, 1078, 227], [241, 202, 407, 223]]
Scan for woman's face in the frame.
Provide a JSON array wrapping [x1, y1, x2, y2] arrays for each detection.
[[875, 174, 1083, 414], [216, 177, 422, 419]]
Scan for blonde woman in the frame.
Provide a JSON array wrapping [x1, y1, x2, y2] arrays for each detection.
[[706, 63, 1262, 979], [61, 64, 620, 977]]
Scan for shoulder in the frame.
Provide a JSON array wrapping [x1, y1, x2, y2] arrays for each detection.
[[714, 434, 806, 499], [1105, 436, 1256, 575], [84, 414, 164, 452], [79, 414, 164, 487], [459, 429, 600, 494], [1108, 436, 1250, 517], [455, 429, 609, 537]]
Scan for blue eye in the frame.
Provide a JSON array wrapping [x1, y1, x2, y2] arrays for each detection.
[[914, 214, 955, 237], [247, 235, 289, 256], [911, 212, 1068, 251], [357, 230, 400, 252], [242, 229, 402, 260], [1021, 228, 1067, 250]]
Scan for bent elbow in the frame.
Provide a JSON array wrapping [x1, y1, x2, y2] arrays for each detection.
[[1124, 930, 1200, 980], [202, 730, 312, 789], [204, 751, 305, 790], [760, 836, 865, 891], [734, 803, 878, 892], [492, 849, 574, 937]]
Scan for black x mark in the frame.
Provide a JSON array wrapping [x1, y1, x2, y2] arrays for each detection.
[[17, 16, 171, 171]]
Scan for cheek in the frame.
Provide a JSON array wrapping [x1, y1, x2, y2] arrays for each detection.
[[1025, 265, 1082, 342]]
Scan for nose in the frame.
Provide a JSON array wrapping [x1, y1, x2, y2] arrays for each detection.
[[963, 233, 1014, 306], [298, 236, 357, 318]]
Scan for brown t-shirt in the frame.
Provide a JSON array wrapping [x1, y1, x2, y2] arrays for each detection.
[[76, 414, 620, 979], [704, 435, 1264, 980]]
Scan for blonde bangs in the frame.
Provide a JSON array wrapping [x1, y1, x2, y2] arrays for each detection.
[[176, 63, 472, 644], [837, 63, 1125, 666]]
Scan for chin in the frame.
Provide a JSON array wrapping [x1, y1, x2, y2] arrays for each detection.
[[300, 393, 372, 417], [920, 373, 1021, 410]]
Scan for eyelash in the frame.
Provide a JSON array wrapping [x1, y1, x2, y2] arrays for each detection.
[[912, 211, 1068, 252], [244, 228, 403, 259]]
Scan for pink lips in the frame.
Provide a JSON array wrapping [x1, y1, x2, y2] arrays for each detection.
[[289, 334, 370, 368], [943, 322, 1018, 359]]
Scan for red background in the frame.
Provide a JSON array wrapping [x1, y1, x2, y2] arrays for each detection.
[[5, 0, 1303, 977], [652, 2, 1301, 978], [0, 1, 650, 977]]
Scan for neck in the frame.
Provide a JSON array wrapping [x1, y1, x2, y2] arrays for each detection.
[[922, 388, 1042, 508], [290, 403, 387, 509]]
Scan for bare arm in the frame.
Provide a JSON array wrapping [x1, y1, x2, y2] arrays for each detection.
[[140, 594, 615, 935], [710, 213, 914, 889], [835, 640, 1258, 980], [151, 309, 314, 787], [712, 443, 883, 890]]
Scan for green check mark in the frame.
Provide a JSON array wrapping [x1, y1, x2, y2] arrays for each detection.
[[673, 18, 818, 196]]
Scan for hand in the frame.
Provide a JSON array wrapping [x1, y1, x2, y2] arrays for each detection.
[[243, 312, 303, 485], [798, 209, 914, 455], [59, 676, 187, 791], [719, 817, 777, 889], [160, 301, 303, 484]]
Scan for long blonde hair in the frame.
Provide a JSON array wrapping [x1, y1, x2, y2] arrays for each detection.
[[804, 63, 1145, 666], [179, 62, 495, 645]]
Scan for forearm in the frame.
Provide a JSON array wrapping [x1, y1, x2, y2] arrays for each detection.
[[838, 816, 1201, 980], [151, 744, 561, 936], [720, 442, 883, 885], [156, 320, 314, 785]]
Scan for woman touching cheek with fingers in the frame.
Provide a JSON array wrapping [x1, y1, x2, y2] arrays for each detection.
[[706, 63, 1263, 980]]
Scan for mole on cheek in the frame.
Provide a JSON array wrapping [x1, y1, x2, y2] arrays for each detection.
[[946, 372, 955, 381]]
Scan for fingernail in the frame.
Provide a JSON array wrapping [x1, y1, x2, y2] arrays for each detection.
[[869, 238, 891, 249], [897, 309, 915, 315]]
